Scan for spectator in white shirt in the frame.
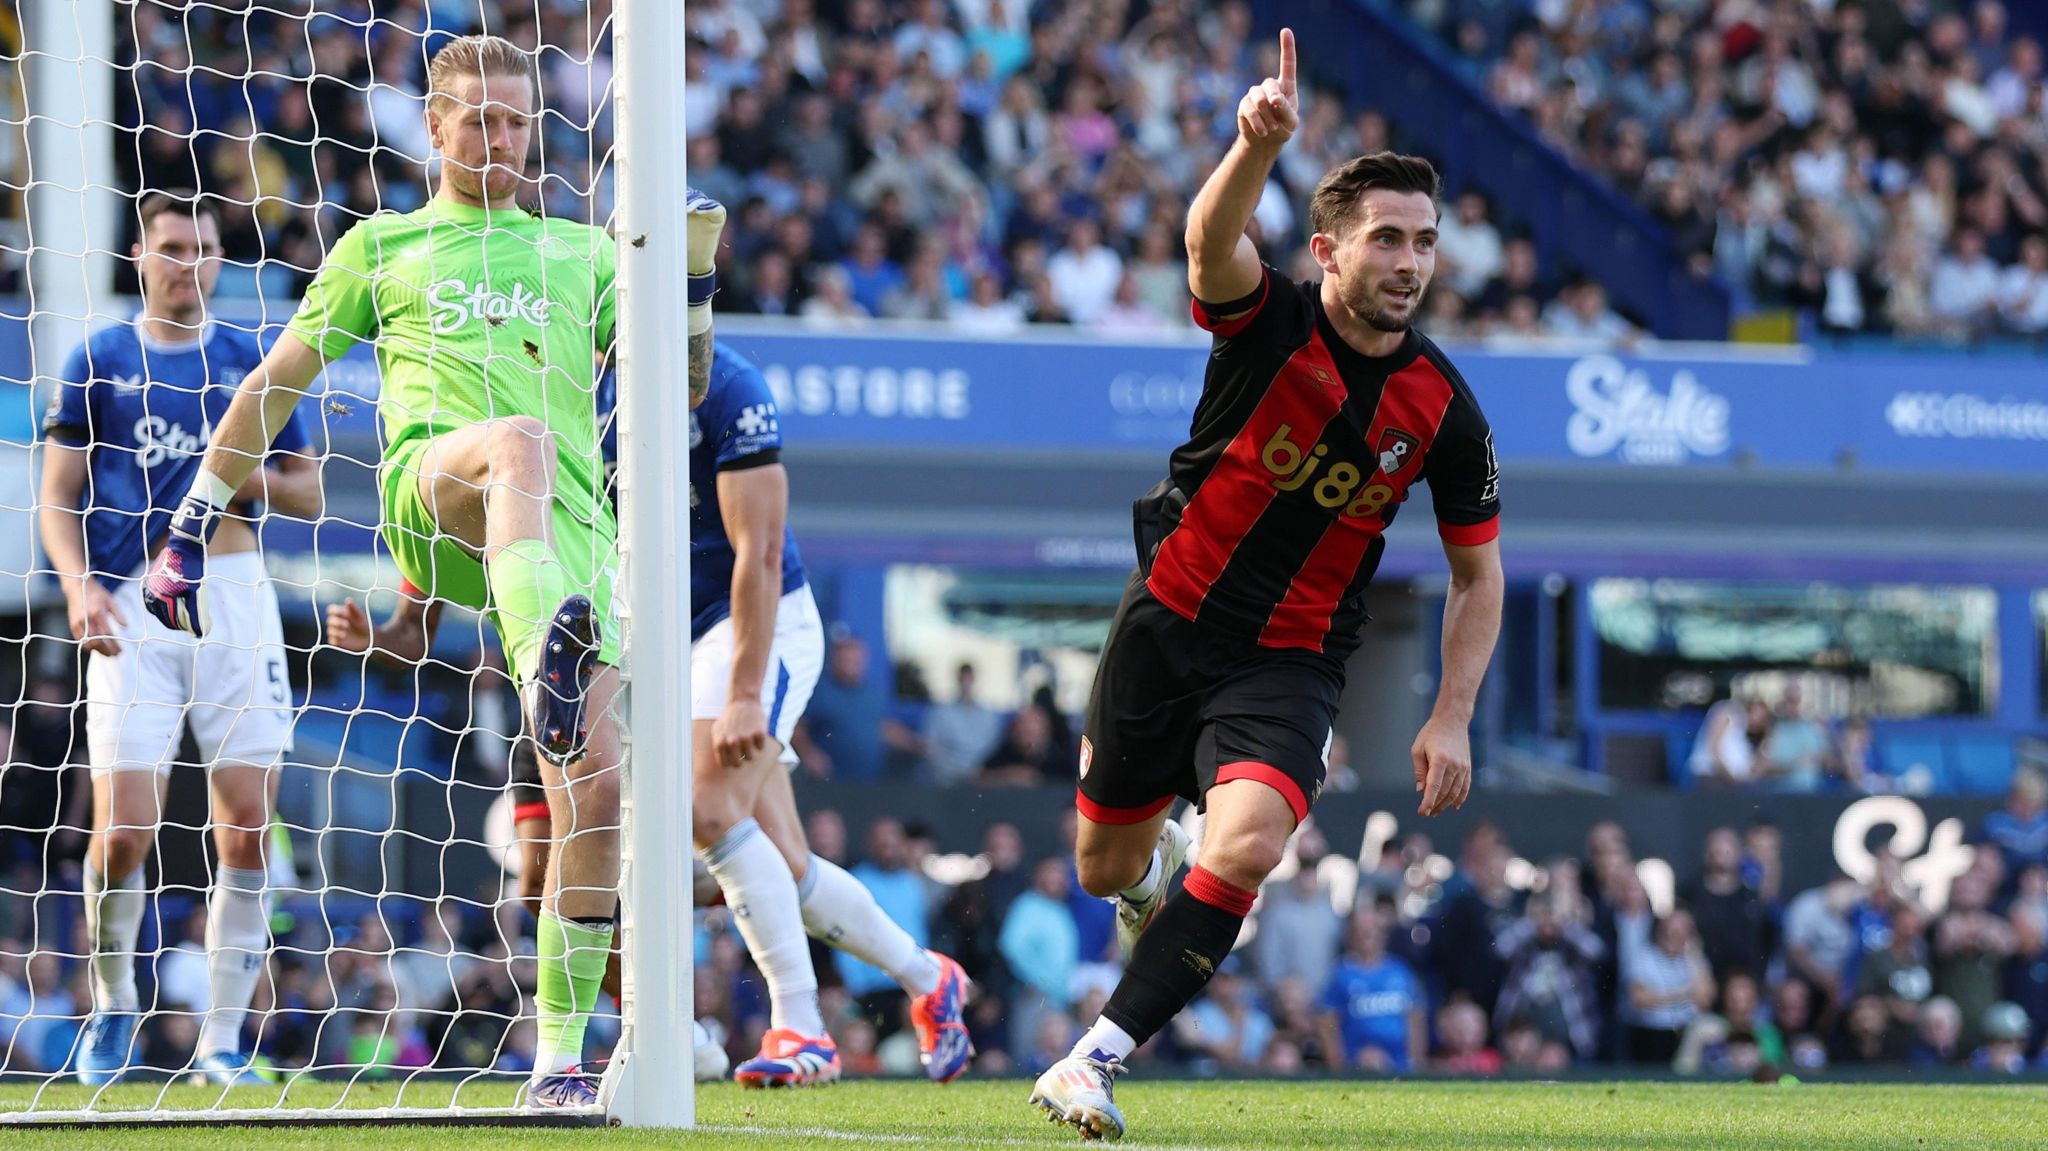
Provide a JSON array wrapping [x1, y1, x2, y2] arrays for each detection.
[[1543, 281, 1638, 345], [367, 38, 433, 163], [690, 0, 766, 61], [1436, 191, 1505, 299], [1047, 217, 1124, 322], [1128, 221, 1191, 326], [1789, 125, 1849, 204], [953, 269, 1030, 334], [682, 49, 722, 140], [954, 0, 1030, 36], [1999, 234, 2048, 335], [983, 77, 1052, 178], [1095, 274, 1170, 333], [1782, 878, 1861, 1008], [849, 120, 982, 222], [1986, 36, 2042, 120], [156, 908, 214, 1013], [923, 664, 1007, 785], [800, 265, 873, 328], [1929, 228, 2003, 334], [892, 0, 968, 78], [393, 901, 478, 1014], [1942, 54, 2000, 139]]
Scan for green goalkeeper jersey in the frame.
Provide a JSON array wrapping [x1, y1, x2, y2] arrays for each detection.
[[286, 197, 617, 530]]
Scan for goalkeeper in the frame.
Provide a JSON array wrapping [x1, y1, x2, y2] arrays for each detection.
[[146, 35, 620, 1110], [330, 194, 976, 1087]]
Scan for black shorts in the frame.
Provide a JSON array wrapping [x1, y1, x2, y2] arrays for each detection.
[[1078, 574, 1343, 826], [510, 737, 548, 824]]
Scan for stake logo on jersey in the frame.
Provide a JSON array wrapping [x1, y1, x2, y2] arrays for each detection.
[[285, 199, 616, 531], [132, 412, 211, 469], [42, 321, 312, 587], [428, 278, 556, 334], [689, 343, 807, 641]]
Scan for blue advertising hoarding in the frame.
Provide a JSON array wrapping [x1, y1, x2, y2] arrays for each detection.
[[7, 308, 2041, 478], [715, 319, 2048, 478]]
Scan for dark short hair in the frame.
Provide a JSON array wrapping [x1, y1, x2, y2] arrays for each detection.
[[1309, 151, 1442, 238], [136, 190, 219, 240]]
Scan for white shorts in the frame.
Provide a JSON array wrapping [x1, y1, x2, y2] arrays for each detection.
[[691, 584, 823, 767], [86, 551, 295, 774]]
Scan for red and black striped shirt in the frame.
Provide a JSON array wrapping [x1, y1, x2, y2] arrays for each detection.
[[1139, 266, 1500, 657]]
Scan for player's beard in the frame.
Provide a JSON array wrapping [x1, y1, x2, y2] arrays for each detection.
[[1340, 272, 1426, 334], [446, 156, 526, 206], [143, 281, 207, 328]]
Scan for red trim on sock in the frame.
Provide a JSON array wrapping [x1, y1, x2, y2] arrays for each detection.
[[1074, 789, 1175, 826], [1213, 761, 1310, 824], [1183, 865, 1256, 916], [513, 801, 551, 826]]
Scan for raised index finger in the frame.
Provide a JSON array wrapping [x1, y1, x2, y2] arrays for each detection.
[[1279, 28, 1296, 97]]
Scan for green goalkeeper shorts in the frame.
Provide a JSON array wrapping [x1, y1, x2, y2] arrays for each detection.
[[379, 436, 623, 683]]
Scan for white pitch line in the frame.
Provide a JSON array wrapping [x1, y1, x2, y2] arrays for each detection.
[[699, 1125, 1024, 1145], [699, 1123, 1227, 1151]]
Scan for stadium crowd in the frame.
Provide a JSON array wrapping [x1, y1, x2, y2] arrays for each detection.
[[1685, 685, 1899, 793], [83, 0, 2048, 346], [1399, 0, 2048, 342], [82, 0, 1655, 345]]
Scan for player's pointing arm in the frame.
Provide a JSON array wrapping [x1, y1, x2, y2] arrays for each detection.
[[1186, 27, 1298, 309]]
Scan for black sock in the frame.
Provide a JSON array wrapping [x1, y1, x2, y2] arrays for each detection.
[[1101, 866, 1254, 1049]]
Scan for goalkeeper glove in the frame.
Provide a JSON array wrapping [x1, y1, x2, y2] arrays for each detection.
[[686, 186, 726, 337], [142, 473, 234, 636]]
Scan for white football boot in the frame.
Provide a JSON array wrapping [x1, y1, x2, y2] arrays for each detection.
[[1028, 1050, 1128, 1141], [1113, 818, 1194, 957]]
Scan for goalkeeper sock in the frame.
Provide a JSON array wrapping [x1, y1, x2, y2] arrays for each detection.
[[534, 912, 613, 1074], [796, 853, 940, 997], [199, 865, 269, 1058], [486, 537, 570, 683], [83, 862, 146, 1012], [705, 819, 824, 1036], [1098, 866, 1252, 1050]]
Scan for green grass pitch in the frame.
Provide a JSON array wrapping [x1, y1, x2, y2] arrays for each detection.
[[4, 1078, 2047, 1149]]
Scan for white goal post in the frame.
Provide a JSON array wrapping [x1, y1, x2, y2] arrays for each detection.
[[608, 0, 693, 1130], [0, 0, 692, 1129]]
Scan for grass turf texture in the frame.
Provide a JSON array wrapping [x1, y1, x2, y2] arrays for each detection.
[[4, 1079, 2047, 1148]]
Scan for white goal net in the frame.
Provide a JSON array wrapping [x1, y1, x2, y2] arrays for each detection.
[[0, 0, 690, 1126]]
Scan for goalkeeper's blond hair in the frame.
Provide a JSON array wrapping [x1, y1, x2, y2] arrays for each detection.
[[427, 34, 535, 109]]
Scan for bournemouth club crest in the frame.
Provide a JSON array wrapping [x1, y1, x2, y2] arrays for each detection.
[[1376, 429, 1420, 477]]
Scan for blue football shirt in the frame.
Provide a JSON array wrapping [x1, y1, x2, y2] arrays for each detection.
[[42, 320, 313, 587], [686, 343, 806, 640], [1322, 955, 1421, 1069]]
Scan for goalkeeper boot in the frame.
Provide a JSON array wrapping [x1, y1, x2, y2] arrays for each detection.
[[1114, 818, 1193, 958], [909, 950, 974, 1083], [74, 1011, 139, 1087], [1028, 1050, 1128, 1142], [733, 1027, 841, 1088], [527, 595, 600, 764], [524, 1065, 600, 1110], [194, 1050, 269, 1087]]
